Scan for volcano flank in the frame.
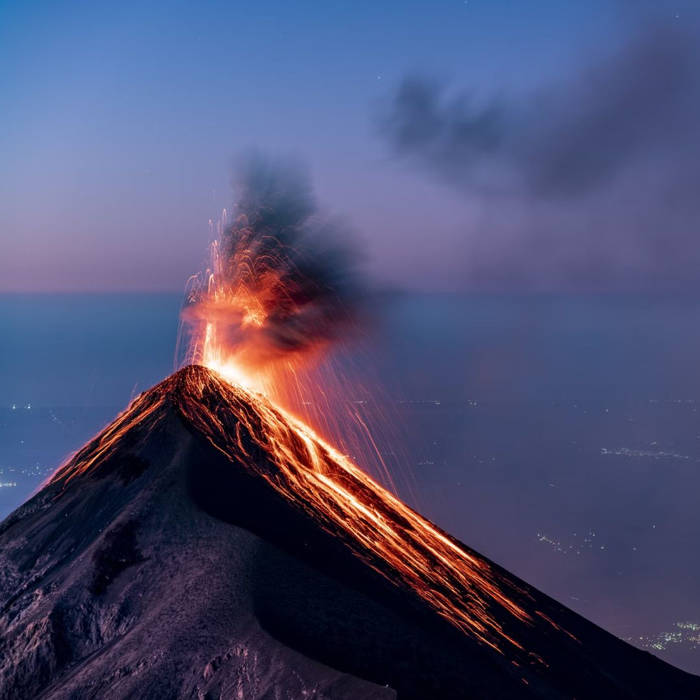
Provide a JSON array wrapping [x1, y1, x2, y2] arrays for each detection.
[[0, 366, 697, 699]]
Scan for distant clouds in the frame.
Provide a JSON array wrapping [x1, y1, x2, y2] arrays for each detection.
[[380, 20, 700, 290]]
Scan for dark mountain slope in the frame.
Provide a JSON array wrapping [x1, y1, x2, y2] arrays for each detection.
[[0, 365, 697, 699]]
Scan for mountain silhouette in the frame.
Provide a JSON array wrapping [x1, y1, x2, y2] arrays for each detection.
[[0, 365, 697, 699]]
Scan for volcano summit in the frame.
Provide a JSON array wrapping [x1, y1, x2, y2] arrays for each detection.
[[0, 366, 697, 699]]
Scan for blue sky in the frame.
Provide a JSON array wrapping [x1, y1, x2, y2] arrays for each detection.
[[1, 0, 691, 291]]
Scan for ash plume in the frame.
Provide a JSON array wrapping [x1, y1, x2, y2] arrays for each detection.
[[182, 155, 367, 368]]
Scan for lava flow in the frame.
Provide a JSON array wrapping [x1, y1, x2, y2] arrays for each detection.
[[177, 367, 536, 653], [51, 365, 538, 655]]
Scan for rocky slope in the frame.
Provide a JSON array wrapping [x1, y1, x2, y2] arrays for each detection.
[[0, 365, 697, 699]]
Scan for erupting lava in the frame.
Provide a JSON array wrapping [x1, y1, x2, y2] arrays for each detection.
[[178, 156, 362, 412], [178, 157, 403, 490]]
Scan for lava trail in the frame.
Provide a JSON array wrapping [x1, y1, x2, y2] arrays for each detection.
[[51, 366, 552, 656]]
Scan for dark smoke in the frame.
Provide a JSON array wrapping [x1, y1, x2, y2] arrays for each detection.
[[379, 18, 700, 290], [184, 155, 367, 361], [382, 26, 696, 198]]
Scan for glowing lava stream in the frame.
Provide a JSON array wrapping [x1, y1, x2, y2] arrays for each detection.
[[177, 363, 538, 655], [50, 359, 563, 657]]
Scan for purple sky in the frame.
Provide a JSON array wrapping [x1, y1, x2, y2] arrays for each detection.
[[1, 1, 697, 292]]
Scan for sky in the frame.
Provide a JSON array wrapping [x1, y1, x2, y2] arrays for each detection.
[[1, 0, 697, 292]]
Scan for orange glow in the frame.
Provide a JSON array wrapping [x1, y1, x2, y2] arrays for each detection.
[[176, 214, 410, 494], [180, 229, 338, 402]]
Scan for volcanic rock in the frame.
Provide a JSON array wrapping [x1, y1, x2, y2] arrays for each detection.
[[0, 366, 698, 699]]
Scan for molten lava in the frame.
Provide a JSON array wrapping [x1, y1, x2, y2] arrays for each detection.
[[179, 156, 362, 414], [51, 366, 569, 659], [179, 369, 534, 654]]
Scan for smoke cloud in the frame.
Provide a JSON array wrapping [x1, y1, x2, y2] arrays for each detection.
[[380, 19, 700, 290], [182, 154, 367, 368]]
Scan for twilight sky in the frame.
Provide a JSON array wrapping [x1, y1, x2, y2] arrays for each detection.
[[1, 0, 697, 292]]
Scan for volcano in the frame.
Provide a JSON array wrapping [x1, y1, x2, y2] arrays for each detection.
[[0, 366, 697, 699]]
